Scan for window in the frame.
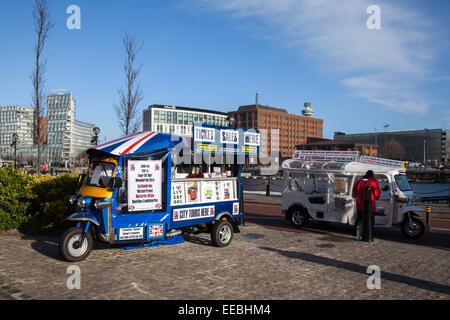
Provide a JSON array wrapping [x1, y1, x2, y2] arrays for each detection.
[[395, 174, 412, 191], [173, 112, 177, 124], [85, 162, 116, 188]]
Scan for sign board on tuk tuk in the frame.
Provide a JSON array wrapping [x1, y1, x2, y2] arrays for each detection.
[[193, 123, 260, 155], [127, 160, 163, 212]]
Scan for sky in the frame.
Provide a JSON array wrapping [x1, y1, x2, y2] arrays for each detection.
[[0, 0, 449, 142]]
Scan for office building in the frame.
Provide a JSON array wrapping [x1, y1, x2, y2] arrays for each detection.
[[47, 92, 96, 160], [143, 104, 229, 136], [0, 105, 34, 159], [334, 128, 447, 163], [228, 103, 324, 160]]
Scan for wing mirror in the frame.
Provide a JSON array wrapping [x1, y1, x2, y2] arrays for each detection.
[[382, 185, 389, 192]]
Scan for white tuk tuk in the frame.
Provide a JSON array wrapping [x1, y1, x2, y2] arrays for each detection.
[[281, 151, 425, 238]]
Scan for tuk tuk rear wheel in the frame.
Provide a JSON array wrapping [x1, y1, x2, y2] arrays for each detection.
[[401, 216, 425, 239], [211, 220, 233, 247], [289, 207, 309, 228], [59, 227, 93, 262]]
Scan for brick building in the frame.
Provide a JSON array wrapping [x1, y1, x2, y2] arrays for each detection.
[[296, 137, 378, 156], [228, 104, 323, 160]]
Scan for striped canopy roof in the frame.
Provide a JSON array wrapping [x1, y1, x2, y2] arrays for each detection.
[[87, 131, 191, 157]]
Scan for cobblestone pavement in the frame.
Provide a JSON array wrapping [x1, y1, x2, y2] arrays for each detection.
[[0, 222, 449, 300]]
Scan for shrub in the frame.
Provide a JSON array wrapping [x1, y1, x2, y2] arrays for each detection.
[[0, 168, 79, 233], [24, 173, 79, 234], [0, 167, 34, 231]]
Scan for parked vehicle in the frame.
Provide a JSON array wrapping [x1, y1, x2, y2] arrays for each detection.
[[59, 125, 260, 261], [408, 162, 424, 168], [281, 151, 425, 239]]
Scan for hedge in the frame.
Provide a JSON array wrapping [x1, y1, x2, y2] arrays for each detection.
[[0, 167, 79, 233]]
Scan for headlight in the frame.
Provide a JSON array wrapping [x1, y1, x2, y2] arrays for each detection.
[[94, 199, 111, 209], [69, 195, 78, 205], [77, 197, 86, 208]]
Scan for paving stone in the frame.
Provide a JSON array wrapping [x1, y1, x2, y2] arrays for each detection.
[[0, 222, 448, 299]]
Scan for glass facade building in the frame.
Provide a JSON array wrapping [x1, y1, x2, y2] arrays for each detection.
[[0, 105, 34, 159], [47, 92, 96, 161], [143, 104, 229, 136], [334, 129, 447, 162]]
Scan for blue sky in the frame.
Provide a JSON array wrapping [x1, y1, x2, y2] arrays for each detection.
[[0, 0, 449, 142]]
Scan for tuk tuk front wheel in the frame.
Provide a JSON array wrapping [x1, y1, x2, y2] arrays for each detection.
[[401, 216, 424, 239], [59, 227, 93, 262], [211, 220, 233, 247], [289, 207, 309, 228]]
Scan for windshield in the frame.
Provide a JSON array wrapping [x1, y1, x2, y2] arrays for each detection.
[[395, 174, 412, 192], [86, 162, 116, 188]]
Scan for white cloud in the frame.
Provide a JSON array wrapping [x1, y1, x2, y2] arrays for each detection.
[[190, 0, 437, 115]]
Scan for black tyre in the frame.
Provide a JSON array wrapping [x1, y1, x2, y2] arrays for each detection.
[[59, 227, 93, 262], [289, 207, 309, 228], [401, 216, 425, 239], [211, 220, 233, 247]]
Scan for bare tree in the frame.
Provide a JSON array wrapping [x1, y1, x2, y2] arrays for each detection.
[[114, 33, 145, 136], [30, 0, 53, 171]]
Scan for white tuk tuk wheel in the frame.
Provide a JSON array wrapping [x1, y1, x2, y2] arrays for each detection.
[[211, 220, 233, 247], [289, 207, 309, 228], [59, 227, 93, 262], [401, 216, 425, 239]]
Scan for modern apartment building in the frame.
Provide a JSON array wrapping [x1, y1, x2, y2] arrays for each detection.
[[47, 92, 96, 160], [0, 105, 34, 159], [228, 103, 324, 160], [143, 104, 229, 136]]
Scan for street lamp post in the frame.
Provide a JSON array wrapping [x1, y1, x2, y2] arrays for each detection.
[[10, 133, 18, 169], [383, 124, 389, 158], [91, 127, 100, 146]]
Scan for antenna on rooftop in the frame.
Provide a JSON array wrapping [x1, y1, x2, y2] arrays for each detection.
[[255, 91, 259, 105]]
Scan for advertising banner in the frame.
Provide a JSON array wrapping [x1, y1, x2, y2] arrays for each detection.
[[193, 123, 260, 155], [173, 205, 215, 222], [200, 181, 218, 202], [118, 227, 144, 241], [171, 182, 186, 205], [127, 160, 162, 212], [219, 180, 235, 201]]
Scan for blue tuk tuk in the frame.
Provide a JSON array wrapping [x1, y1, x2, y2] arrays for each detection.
[[59, 124, 260, 261]]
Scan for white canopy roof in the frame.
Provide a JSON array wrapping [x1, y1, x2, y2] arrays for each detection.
[[283, 151, 406, 175]]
